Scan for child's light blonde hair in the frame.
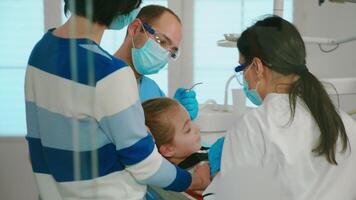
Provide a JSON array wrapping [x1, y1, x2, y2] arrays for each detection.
[[142, 97, 180, 147]]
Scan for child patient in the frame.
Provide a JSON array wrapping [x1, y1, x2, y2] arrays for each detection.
[[143, 97, 223, 200], [142, 97, 223, 177]]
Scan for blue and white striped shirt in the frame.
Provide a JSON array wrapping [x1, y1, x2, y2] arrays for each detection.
[[25, 29, 191, 200]]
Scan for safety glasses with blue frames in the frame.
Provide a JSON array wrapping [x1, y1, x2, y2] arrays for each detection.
[[142, 22, 180, 60], [234, 64, 245, 86], [234, 62, 253, 86], [234, 64, 246, 73]]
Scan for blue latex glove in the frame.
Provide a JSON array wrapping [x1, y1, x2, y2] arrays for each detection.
[[174, 88, 199, 120], [208, 137, 224, 177]]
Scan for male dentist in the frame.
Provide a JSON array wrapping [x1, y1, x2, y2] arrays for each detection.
[[114, 5, 198, 120]]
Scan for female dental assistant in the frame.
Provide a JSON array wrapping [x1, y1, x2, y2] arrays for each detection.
[[220, 16, 356, 199]]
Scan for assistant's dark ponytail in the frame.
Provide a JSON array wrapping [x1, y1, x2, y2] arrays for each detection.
[[289, 70, 349, 164]]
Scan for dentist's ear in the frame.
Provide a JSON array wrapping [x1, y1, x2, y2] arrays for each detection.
[[127, 19, 142, 38]]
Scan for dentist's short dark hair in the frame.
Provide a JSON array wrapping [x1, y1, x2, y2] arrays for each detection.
[[136, 5, 181, 25], [63, 0, 142, 26]]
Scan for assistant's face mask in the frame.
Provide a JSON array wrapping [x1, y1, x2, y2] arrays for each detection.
[[131, 24, 169, 75], [109, 8, 140, 30], [240, 63, 263, 106], [242, 77, 263, 106]]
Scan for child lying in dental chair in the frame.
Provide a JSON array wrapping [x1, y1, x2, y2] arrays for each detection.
[[142, 97, 224, 200]]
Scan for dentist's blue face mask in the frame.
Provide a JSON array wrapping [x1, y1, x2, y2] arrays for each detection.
[[109, 8, 140, 30], [131, 23, 169, 75], [235, 63, 263, 106]]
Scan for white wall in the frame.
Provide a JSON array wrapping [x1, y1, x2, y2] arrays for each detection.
[[294, 0, 356, 117], [294, 0, 356, 78]]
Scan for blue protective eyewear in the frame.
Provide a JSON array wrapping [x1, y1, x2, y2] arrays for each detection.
[[234, 60, 255, 73], [235, 59, 273, 73], [235, 62, 254, 86], [142, 22, 180, 60], [142, 22, 156, 35], [234, 64, 246, 73]]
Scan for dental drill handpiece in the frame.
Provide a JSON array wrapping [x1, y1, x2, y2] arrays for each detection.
[[185, 82, 203, 92]]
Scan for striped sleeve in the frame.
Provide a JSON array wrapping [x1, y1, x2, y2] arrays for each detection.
[[95, 66, 191, 192]]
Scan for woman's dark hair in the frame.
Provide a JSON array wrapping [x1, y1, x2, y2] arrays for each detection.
[[63, 0, 142, 26], [237, 15, 349, 165]]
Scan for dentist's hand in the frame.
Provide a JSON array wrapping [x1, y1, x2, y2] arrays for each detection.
[[174, 88, 199, 120]]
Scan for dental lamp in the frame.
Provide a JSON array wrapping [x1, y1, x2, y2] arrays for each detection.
[[218, 34, 356, 52], [320, 0, 356, 6], [218, 0, 356, 49]]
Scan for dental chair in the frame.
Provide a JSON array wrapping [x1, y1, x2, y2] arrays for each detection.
[[322, 77, 356, 120]]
